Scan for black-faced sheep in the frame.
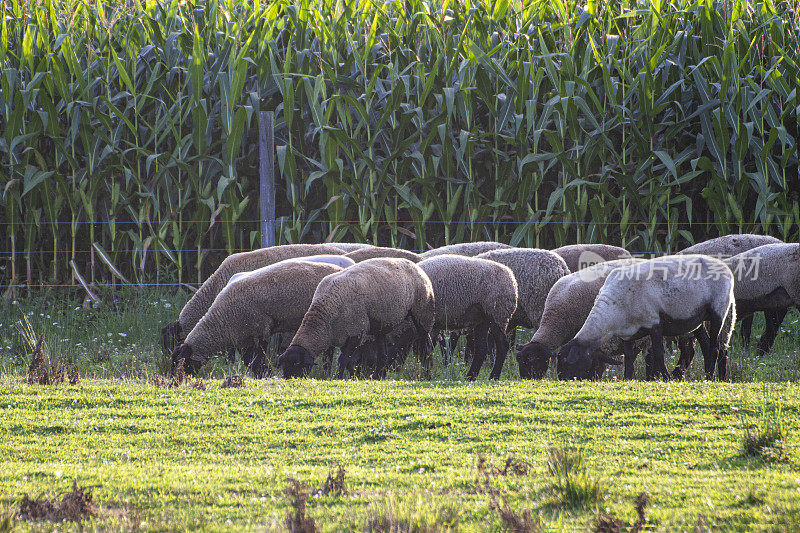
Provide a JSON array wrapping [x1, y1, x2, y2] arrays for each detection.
[[558, 255, 736, 381], [516, 258, 645, 379], [421, 241, 512, 259], [674, 243, 800, 377], [161, 244, 344, 356], [678, 233, 784, 353], [551, 244, 631, 272], [171, 261, 344, 377], [416, 255, 518, 379], [277, 258, 435, 378], [345, 246, 422, 263]]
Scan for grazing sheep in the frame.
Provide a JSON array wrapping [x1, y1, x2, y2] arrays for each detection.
[[552, 244, 631, 272], [679, 233, 784, 352], [674, 243, 800, 377], [277, 258, 435, 378], [558, 255, 736, 381], [326, 243, 375, 252], [171, 261, 344, 377], [421, 241, 512, 259], [161, 244, 344, 356], [227, 255, 355, 285], [416, 255, 518, 379], [516, 258, 645, 379], [345, 246, 422, 263], [476, 248, 570, 330]]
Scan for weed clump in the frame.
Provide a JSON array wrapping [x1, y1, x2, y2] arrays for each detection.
[[284, 478, 318, 533], [21, 319, 80, 386], [221, 374, 245, 389], [476, 455, 540, 533], [320, 465, 347, 496], [365, 495, 461, 533], [545, 444, 605, 508], [593, 492, 650, 533], [742, 421, 788, 463], [18, 481, 97, 523]]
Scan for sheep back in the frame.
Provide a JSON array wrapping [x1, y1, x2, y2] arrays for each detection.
[[345, 246, 422, 263], [420, 241, 512, 259], [552, 244, 631, 272], [417, 255, 518, 331], [228, 255, 355, 285], [326, 243, 375, 252], [177, 244, 345, 336], [476, 248, 570, 329], [680, 234, 781, 257]]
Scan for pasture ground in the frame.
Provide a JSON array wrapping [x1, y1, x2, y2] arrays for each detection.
[[0, 290, 799, 530]]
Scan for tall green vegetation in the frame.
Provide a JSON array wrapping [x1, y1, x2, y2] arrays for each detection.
[[0, 0, 797, 288]]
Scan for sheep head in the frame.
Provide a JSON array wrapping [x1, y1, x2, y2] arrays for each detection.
[[161, 320, 182, 357], [278, 345, 315, 378], [557, 339, 622, 380], [171, 343, 201, 376], [515, 341, 552, 379]]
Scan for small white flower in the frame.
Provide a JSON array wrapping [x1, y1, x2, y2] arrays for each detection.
[[118, 333, 127, 337]]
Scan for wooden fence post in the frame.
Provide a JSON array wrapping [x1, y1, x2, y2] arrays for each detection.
[[259, 111, 276, 248]]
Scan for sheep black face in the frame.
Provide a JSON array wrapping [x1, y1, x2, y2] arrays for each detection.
[[515, 341, 552, 379], [277, 345, 315, 379], [557, 341, 622, 380], [171, 344, 202, 376], [161, 320, 182, 357]]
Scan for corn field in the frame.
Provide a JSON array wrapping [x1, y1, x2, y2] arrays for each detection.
[[0, 0, 798, 290]]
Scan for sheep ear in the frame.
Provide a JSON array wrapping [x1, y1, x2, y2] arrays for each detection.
[[515, 343, 525, 351], [600, 354, 623, 366]]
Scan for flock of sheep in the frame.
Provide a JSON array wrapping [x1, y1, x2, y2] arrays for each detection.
[[162, 234, 798, 381]]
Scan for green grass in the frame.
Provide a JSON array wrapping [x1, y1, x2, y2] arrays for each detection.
[[1, 291, 800, 530], [0, 379, 799, 531]]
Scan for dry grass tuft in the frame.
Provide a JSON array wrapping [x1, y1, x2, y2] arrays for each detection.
[[593, 512, 622, 533], [18, 481, 97, 523], [284, 478, 319, 533], [221, 374, 245, 389], [631, 492, 650, 533], [476, 455, 540, 533], [319, 465, 347, 496], [475, 454, 531, 478], [20, 318, 80, 386], [188, 378, 207, 390]]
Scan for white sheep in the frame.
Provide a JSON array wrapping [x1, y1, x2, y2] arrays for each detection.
[[558, 255, 736, 381], [277, 258, 435, 378]]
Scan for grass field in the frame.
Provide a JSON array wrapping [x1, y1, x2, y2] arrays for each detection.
[[1, 379, 799, 531], [1, 292, 800, 530]]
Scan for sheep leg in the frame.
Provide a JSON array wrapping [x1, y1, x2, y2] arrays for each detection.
[[337, 336, 360, 379], [371, 336, 388, 379], [644, 346, 656, 381], [649, 327, 670, 381], [756, 308, 787, 356], [705, 314, 723, 380], [671, 336, 694, 381], [464, 333, 475, 364], [740, 315, 753, 349], [623, 340, 637, 380], [466, 324, 490, 380], [488, 323, 510, 380], [250, 339, 270, 379], [448, 332, 461, 362]]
